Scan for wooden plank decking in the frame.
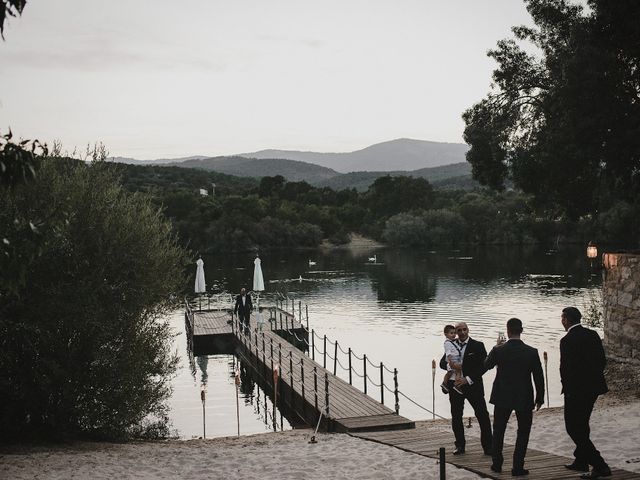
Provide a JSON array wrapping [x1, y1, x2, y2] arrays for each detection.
[[352, 427, 640, 479]]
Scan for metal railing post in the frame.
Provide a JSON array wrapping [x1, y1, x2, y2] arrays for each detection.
[[314, 366, 318, 411], [394, 368, 399, 414], [333, 341, 338, 375], [301, 358, 306, 413], [311, 329, 315, 361], [305, 304, 309, 331], [324, 373, 330, 418], [348, 348, 352, 385], [323, 335, 327, 369], [363, 354, 368, 394], [380, 362, 384, 405], [289, 351, 293, 406]]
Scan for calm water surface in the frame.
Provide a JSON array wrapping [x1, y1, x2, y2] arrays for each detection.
[[167, 245, 602, 439]]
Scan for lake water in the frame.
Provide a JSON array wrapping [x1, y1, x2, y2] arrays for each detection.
[[167, 245, 602, 439]]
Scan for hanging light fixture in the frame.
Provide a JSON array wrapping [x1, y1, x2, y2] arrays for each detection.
[[586, 242, 598, 259]]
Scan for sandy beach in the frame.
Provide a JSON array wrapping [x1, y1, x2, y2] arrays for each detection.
[[2, 394, 639, 480]]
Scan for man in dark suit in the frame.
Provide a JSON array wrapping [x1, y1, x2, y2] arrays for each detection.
[[485, 318, 544, 477], [560, 306, 611, 479], [234, 288, 253, 334], [449, 322, 493, 456]]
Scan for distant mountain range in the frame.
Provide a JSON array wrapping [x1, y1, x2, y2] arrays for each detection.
[[108, 138, 475, 190], [240, 138, 468, 173]]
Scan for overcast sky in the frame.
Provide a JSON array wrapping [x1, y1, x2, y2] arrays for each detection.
[[0, 0, 537, 159]]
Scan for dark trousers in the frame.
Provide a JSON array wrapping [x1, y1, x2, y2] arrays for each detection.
[[491, 406, 532, 471], [237, 311, 250, 332], [448, 381, 492, 451], [564, 393, 608, 469]]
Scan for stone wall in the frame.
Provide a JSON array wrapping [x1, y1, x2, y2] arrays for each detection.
[[602, 253, 640, 364]]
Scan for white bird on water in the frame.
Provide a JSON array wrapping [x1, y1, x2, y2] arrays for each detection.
[[308, 260, 316, 266], [368, 254, 377, 263]]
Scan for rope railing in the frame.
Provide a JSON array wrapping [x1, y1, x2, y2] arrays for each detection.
[[229, 301, 414, 418]]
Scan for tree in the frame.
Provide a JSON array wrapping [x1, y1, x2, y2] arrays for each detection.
[[463, 0, 640, 219], [0, 158, 189, 440]]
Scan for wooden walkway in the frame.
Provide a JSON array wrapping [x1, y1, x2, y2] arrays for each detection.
[[234, 318, 415, 432], [352, 428, 640, 479]]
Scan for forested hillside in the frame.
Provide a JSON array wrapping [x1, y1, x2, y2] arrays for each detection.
[[112, 162, 636, 254]]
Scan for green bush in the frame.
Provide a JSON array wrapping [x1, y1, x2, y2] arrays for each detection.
[[0, 158, 188, 441]]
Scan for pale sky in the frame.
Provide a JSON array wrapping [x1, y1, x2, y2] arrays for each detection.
[[0, 0, 536, 159]]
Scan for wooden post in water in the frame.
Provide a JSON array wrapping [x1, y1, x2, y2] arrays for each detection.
[[348, 348, 352, 385], [333, 341, 338, 375], [380, 362, 384, 405], [363, 354, 368, 394], [394, 368, 399, 414], [543, 351, 550, 407], [432, 359, 436, 420]]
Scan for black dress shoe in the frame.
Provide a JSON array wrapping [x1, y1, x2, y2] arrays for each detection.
[[565, 462, 590, 472], [452, 448, 465, 455], [490, 465, 502, 473], [511, 468, 529, 476], [580, 467, 612, 479]]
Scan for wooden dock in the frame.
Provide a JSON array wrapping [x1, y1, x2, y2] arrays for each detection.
[[352, 427, 640, 479], [186, 304, 414, 432]]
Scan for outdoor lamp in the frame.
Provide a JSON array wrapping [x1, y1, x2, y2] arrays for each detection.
[[586, 242, 598, 259]]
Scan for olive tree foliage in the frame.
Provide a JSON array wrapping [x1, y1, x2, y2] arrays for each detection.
[[463, 0, 640, 219], [0, 158, 189, 441]]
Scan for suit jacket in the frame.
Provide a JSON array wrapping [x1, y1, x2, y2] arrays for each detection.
[[234, 294, 253, 315], [485, 339, 545, 411], [460, 337, 488, 389], [560, 324, 608, 396]]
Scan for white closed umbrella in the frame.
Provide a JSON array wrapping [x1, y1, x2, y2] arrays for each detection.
[[195, 257, 206, 310], [195, 257, 206, 293], [253, 255, 265, 328]]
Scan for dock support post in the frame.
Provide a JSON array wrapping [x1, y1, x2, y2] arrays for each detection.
[[380, 362, 384, 405], [439, 447, 446, 480], [348, 348, 352, 385], [279, 313, 283, 331], [323, 335, 327, 369], [333, 341, 338, 375], [363, 354, 368, 394], [394, 368, 399, 414], [324, 373, 330, 418], [306, 304, 309, 331]]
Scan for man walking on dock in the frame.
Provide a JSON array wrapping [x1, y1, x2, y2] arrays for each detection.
[[448, 322, 493, 456], [234, 288, 253, 334], [485, 317, 544, 476]]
